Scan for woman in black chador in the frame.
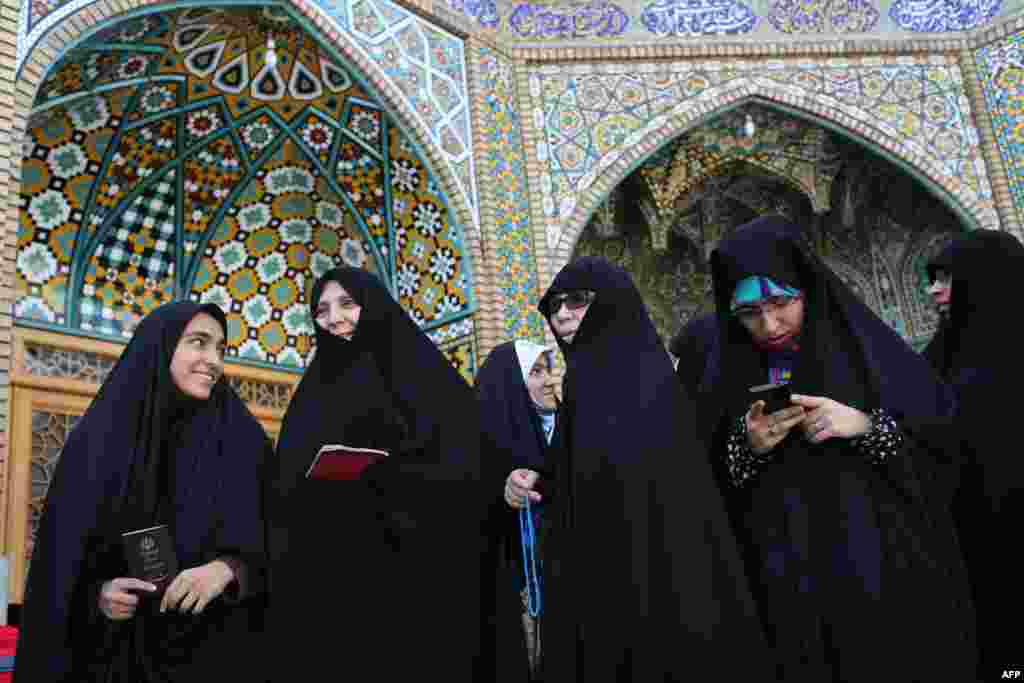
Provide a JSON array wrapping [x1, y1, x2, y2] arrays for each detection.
[[266, 267, 487, 681], [15, 302, 271, 683], [703, 216, 976, 682], [929, 229, 1024, 677], [516, 256, 768, 681], [922, 238, 956, 373], [477, 340, 559, 680]]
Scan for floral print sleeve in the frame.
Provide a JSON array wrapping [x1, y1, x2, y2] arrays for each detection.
[[725, 415, 777, 488], [851, 408, 903, 466]]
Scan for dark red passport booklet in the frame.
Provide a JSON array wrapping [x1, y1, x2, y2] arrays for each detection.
[[305, 445, 389, 481]]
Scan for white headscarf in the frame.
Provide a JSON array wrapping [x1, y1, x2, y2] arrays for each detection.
[[513, 340, 553, 387], [513, 340, 556, 443]]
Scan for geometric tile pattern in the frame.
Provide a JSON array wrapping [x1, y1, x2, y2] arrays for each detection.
[[308, 0, 480, 232], [976, 30, 1024, 228], [17, 6, 477, 373], [475, 46, 545, 341], [529, 57, 998, 251]]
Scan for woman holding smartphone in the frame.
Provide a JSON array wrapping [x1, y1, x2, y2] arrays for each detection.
[[702, 216, 977, 682]]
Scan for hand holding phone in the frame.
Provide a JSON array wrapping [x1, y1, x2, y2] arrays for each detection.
[[749, 382, 792, 415]]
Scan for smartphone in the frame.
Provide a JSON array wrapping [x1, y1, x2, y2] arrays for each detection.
[[748, 382, 792, 415]]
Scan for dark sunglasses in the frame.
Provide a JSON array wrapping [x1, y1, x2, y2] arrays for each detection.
[[542, 289, 596, 317]]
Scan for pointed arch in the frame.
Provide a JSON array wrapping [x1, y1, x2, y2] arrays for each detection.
[[548, 86, 998, 270]]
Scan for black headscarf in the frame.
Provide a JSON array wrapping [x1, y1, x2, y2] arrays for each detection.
[[938, 228, 1024, 675], [922, 238, 958, 374], [536, 256, 769, 681], [271, 267, 481, 489], [705, 217, 974, 682], [267, 267, 486, 681], [16, 302, 269, 683]]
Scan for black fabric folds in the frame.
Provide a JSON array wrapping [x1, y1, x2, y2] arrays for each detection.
[[536, 256, 769, 682], [704, 216, 976, 682], [15, 302, 270, 683], [939, 229, 1024, 675], [267, 267, 486, 681], [670, 312, 718, 399]]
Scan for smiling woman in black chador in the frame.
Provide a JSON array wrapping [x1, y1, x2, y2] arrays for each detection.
[[15, 301, 271, 683], [266, 267, 488, 681], [515, 255, 769, 681], [702, 216, 977, 682]]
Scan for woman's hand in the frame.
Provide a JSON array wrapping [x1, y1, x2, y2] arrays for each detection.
[[99, 577, 157, 621], [504, 469, 541, 510], [790, 394, 871, 444], [160, 560, 235, 615], [746, 400, 806, 455]]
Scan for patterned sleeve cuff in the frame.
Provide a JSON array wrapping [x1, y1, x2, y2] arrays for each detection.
[[851, 408, 903, 466], [726, 416, 776, 488]]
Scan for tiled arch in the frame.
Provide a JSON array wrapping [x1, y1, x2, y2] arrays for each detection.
[[527, 66, 1000, 270], [16, 0, 479, 240]]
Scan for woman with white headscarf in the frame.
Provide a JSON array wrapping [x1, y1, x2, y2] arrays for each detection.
[[476, 340, 559, 681]]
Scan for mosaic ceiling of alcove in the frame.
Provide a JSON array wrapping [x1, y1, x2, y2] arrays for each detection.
[[639, 103, 842, 216], [16, 5, 477, 377]]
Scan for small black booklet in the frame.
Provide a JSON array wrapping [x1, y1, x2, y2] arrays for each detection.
[[122, 524, 178, 588]]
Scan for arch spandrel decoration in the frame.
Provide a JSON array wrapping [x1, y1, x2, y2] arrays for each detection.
[[16, 5, 478, 381], [976, 29, 1024, 230], [528, 59, 998, 260]]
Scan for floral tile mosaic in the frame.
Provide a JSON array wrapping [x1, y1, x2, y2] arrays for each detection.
[[16, 6, 477, 373], [976, 29, 1024, 228], [476, 46, 546, 341], [528, 58, 998, 252]]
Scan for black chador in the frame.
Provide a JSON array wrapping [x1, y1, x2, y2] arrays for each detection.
[[266, 267, 487, 681], [15, 302, 270, 683], [536, 256, 769, 682], [931, 229, 1024, 677], [670, 311, 718, 398], [476, 340, 559, 681]]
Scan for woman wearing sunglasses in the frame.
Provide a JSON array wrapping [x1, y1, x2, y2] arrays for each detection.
[[702, 216, 976, 682], [518, 256, 769, 682]]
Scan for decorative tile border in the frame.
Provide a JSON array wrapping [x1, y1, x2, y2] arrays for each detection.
[[472, 44, 545, 345], [974, 30, 1024, 230], [521, 57, 999, 269]]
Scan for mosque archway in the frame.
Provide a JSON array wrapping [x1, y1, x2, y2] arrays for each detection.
[[570, 102, 967, 351]]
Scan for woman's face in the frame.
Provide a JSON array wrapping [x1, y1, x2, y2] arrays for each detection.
[[735, 295, 805, 349], [927, 270, 952, 315], [526, 355, 558, 410], [170, 312, 226, 400], [314, 281, 362, 340], [546, 290, 595, 344]]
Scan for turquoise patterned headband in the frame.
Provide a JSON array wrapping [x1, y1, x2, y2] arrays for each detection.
[[730, 276, 802, 312]]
